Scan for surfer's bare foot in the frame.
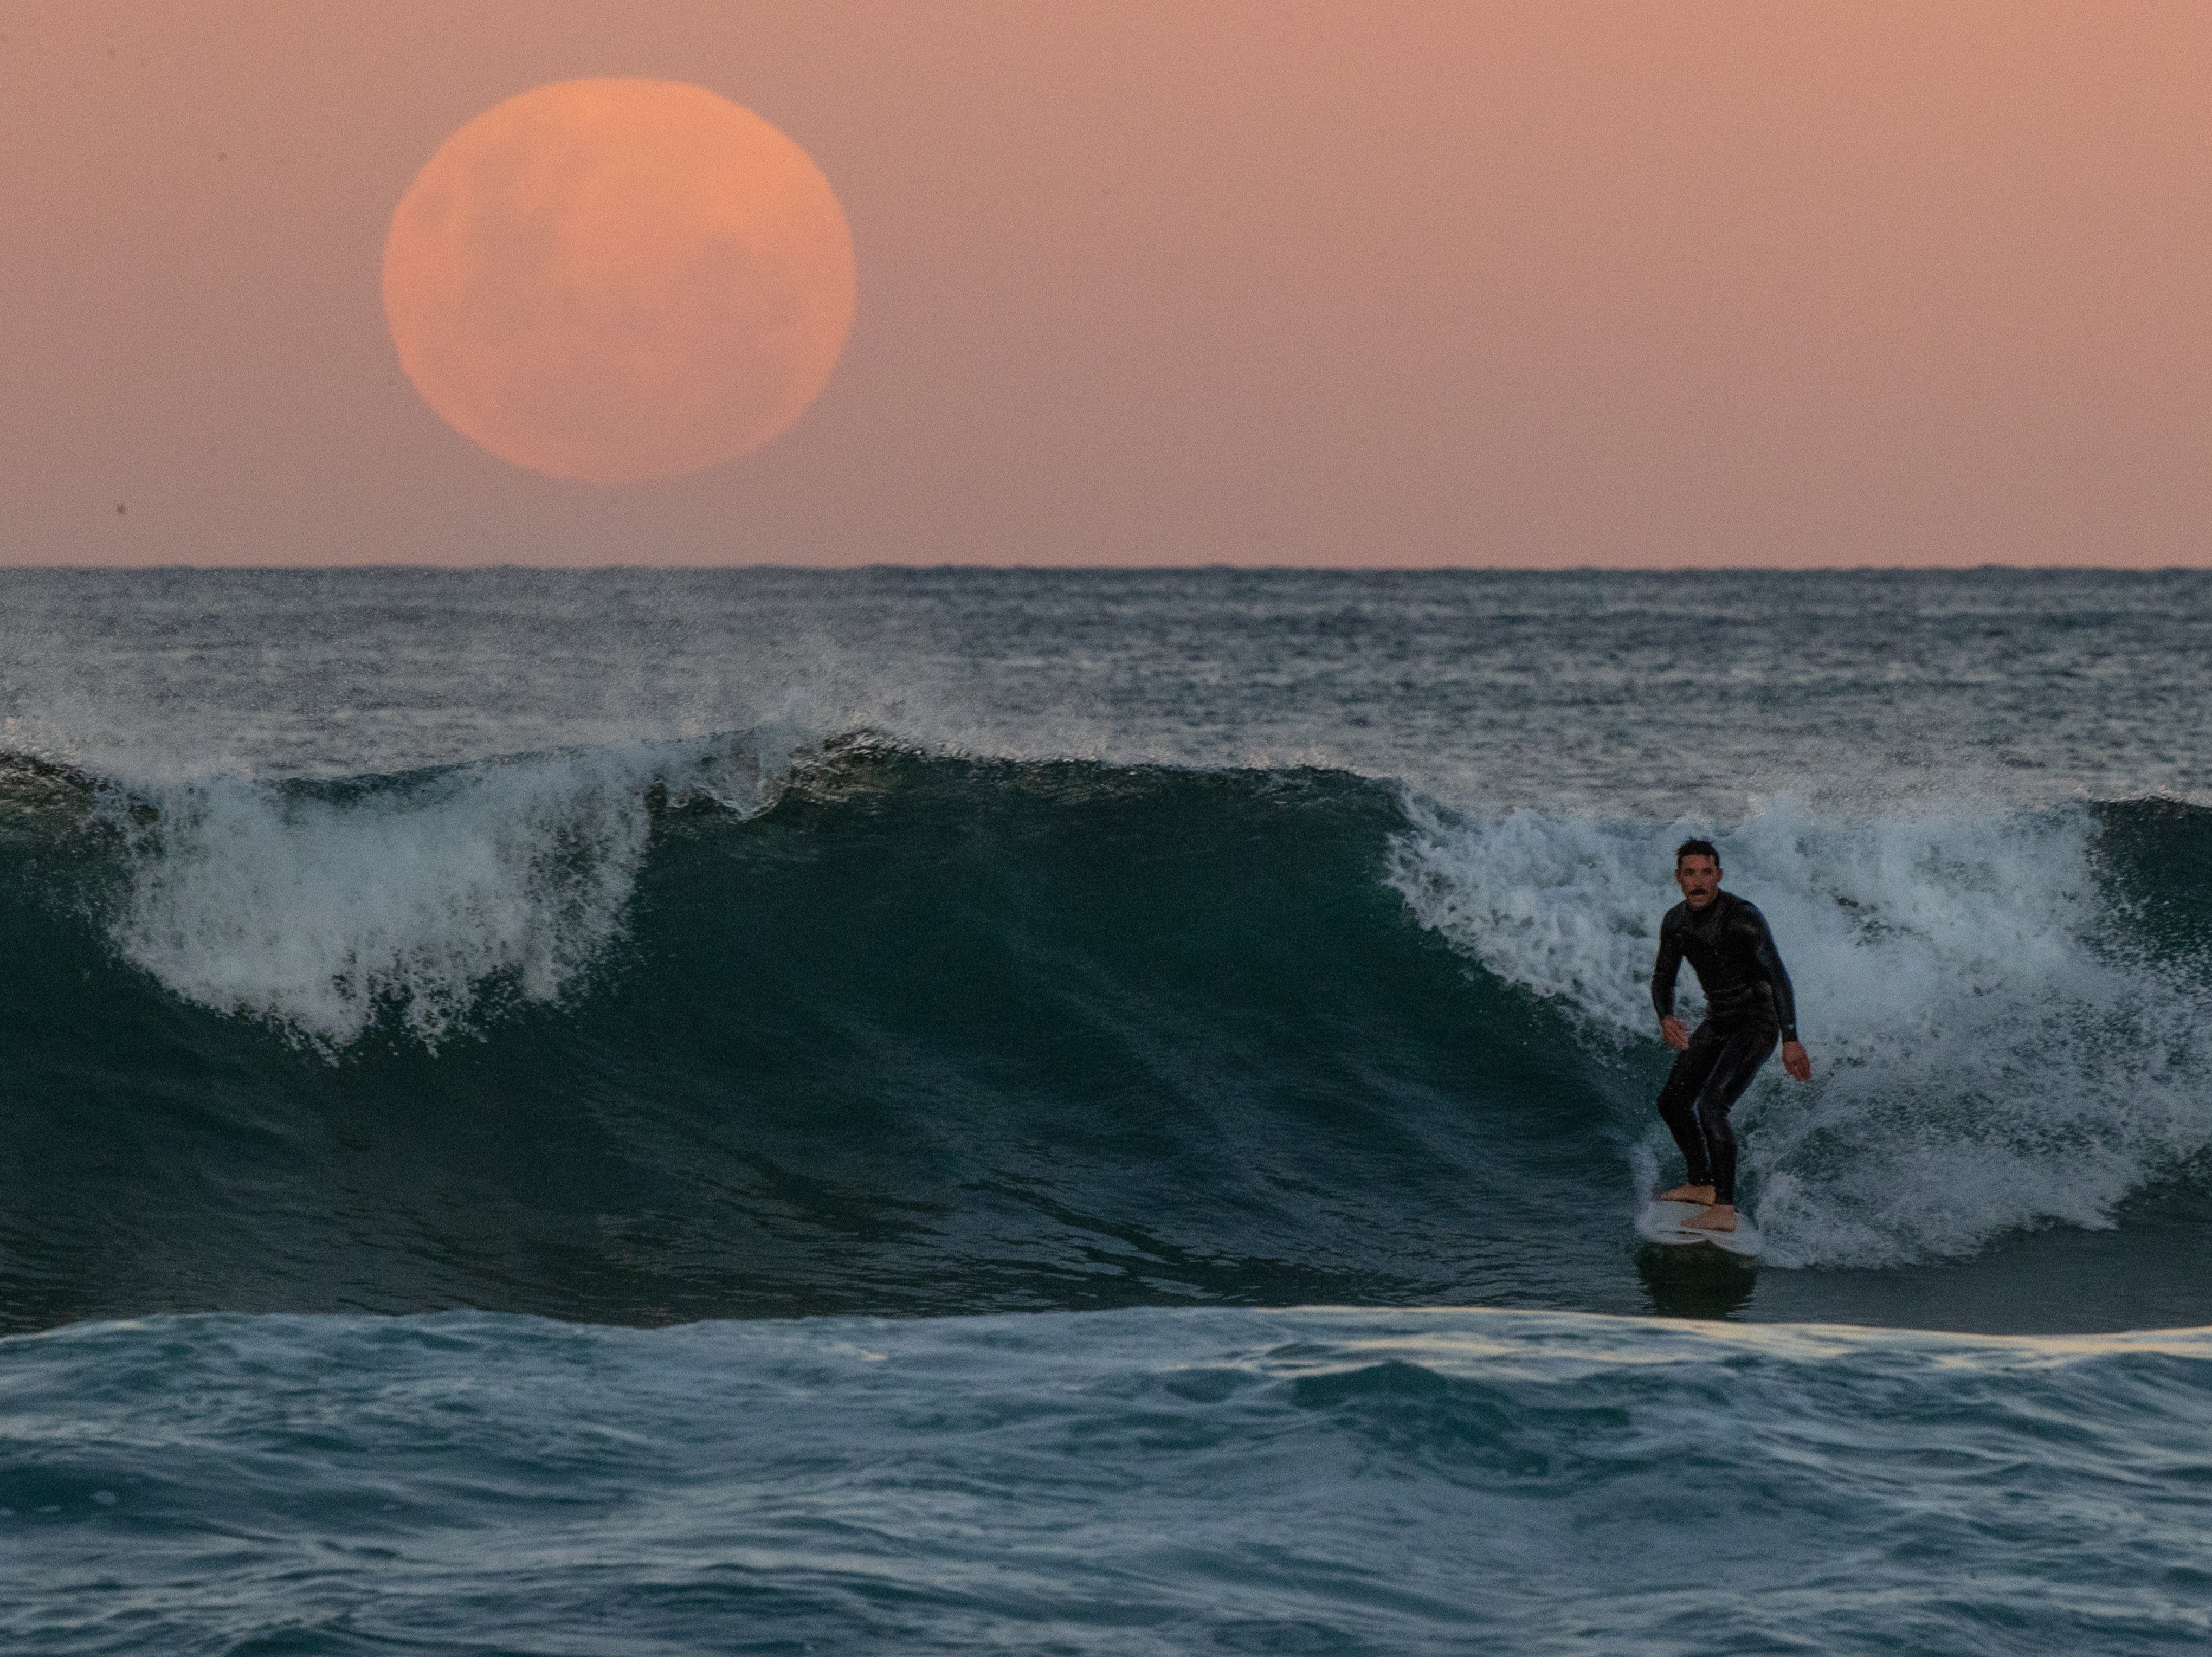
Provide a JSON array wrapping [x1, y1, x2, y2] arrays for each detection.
[[1684, 1204, 1737, 1232], [1658, 1185, 1715, 1205]]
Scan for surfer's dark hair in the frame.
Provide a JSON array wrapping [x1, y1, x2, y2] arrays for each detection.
[[1674, 837, 1720, 868]]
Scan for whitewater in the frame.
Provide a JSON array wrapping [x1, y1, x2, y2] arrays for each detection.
[[3, 567, 2209, 1652]]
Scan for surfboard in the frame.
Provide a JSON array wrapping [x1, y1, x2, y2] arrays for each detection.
[[1636, 1200, 1763, 1258]]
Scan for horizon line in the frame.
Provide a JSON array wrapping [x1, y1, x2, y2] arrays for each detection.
[[4, 561, 2211, 576]]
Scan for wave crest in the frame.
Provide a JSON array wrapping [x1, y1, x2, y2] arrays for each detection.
[[97, 739, 792, 1048]]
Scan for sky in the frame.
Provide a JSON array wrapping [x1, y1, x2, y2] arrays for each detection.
[[3, 0, 2209, 569]]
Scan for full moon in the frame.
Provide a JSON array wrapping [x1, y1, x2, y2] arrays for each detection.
[[382, 79, 856, 484]]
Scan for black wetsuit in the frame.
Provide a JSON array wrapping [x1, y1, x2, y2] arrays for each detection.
[[1649, 890, 1799, 1207]]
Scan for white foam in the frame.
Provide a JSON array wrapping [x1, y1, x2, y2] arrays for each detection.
[[1388, 794, 2212, 1268], [105, 738, 790, 1050]]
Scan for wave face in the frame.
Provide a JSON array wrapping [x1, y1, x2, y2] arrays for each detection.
[[3, 743, 2211, 1334], [9, 1306, 2211, 1656]]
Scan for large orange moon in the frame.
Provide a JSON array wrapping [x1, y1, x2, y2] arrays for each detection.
[[383, 80, 856, 484]]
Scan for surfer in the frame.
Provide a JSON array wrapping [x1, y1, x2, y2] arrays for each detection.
[[1649, 839, 1811, 1233]]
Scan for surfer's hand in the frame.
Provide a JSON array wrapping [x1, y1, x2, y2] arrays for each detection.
[[1660, 1017, 1691, 1052], [1782, 1041, 1811, 1081]]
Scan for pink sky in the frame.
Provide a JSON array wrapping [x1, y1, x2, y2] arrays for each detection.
[[4, 1, 2209, 568]]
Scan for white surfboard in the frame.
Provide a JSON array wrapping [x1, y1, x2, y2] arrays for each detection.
[[1636, 1200, 1763, 1258]]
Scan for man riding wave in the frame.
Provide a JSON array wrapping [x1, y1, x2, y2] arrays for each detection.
[[1650, 839, 1812, 1233]]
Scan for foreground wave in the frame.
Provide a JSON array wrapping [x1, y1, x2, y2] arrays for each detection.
[[2, 742, 2209, 1334], [5, 1305, 2209, 1655]]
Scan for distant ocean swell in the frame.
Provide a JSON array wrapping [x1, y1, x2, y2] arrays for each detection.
[[1, 741, 2208, 1331], [6, 1306, 2210, 1655]]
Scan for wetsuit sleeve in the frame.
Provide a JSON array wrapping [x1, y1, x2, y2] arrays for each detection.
[[1738, 906, 1800, 1042], [1650, 913, 1683, 1026]]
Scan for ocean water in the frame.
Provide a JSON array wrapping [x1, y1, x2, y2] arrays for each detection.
[[2, 567, 2209, 1651]]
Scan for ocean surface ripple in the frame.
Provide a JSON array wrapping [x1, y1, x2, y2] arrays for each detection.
[[8, 1306, 2210, 1656]]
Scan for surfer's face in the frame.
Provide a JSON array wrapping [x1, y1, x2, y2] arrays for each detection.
[[1675, 855, 1720, 909]]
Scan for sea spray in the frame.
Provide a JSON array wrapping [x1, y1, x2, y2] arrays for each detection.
[[101, 738, 795, 1048]]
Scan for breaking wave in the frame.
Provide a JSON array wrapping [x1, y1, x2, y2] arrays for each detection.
[[1, 740, 2206, 1332]]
